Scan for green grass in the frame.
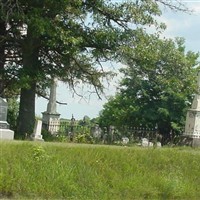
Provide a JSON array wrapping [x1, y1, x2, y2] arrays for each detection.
[[0, 141, 200, 199]]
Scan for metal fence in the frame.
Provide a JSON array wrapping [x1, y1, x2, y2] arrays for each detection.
[[43, 121, 163, 143]]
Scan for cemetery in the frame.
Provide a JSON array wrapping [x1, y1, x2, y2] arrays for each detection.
[[2, 72, 200, 147], [0, 71, 200, 199], [1, 72, 200, 199], [0, 77, 163, 146], [1, 0, 200, 199], [1, 58, 200, 198]]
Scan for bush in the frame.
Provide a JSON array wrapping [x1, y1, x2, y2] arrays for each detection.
[[7, 98, 19, 133], [41, 130, 69, 142], [75, 132, 94, 144]]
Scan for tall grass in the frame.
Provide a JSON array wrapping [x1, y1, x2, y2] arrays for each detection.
[[0, 141, 200, 199]]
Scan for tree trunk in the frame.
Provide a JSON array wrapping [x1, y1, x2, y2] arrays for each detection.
[[17, 26, 40, 138], [0, 20, 6, 96], [17, 83, 36, 139]]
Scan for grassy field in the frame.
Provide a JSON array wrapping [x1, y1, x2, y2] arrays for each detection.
[[0, 140, 200, 199]]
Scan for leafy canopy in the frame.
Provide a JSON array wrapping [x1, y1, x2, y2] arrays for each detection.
[[99, 35, 199, 140]]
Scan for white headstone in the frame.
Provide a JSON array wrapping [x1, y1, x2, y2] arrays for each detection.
[[31, 120, 44, 141], [141, 138, 155, 147], [141, 138, 149, 147], [156, 142, 162, 147], [0, 129, 14, 140], [149, 142, 154, 147], [122, 137, 129, 145]]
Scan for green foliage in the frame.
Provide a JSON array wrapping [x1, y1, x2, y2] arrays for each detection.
[[41, 129, 69, 143], [75, 132, 94, 144], [78, 115, 91, 126], [99, 36, 199, 142], [0, 0, 191, 136], [0, 141, 200, 199], [1, 0, 168, 93], [42, 127, 95, 144], [7, 98, 19, 133], [32, 145, 48, 161]]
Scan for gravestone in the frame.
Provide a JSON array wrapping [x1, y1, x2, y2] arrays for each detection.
[[184, 71, 200, 146], [0, 97, 14, 140], [141, 138, 154, 147], [31, 120, 44, 141], [42, 79, 60, 134], [122, 137, 129, 145], [92, 124, 101, 139], [141, 138, 149, 147]]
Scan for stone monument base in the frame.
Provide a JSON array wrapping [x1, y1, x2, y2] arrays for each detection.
[[180, 135, 200, 147], [0, 121, 9, 129], [30, 136, 44, 142], [192, 138, 200, 147], [0, 129, 14, 140], [42, 112, 60, 135]]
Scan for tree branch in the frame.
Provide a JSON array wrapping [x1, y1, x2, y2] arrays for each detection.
[[37, 92, 68, 105]]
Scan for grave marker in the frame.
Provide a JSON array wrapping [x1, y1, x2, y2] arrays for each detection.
[[42, 79, 60, 134], [31, 120, 44, 141], [184, 71, 200, 146], [0, 97, 14, 140]]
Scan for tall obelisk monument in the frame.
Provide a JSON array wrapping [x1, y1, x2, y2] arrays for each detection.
[[184, 71, 200, 146], [42, 79, 60, 134]]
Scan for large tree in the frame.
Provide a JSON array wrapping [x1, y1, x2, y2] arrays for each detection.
[[0, 0, 189, 138], [99, 36, 199, 143]]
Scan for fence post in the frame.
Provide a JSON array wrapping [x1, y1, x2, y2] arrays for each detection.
[[154, 124, 158, 147], [70, 115, 76, 141]]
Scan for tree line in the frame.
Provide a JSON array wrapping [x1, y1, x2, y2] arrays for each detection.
[[0, 0, 198, 141]]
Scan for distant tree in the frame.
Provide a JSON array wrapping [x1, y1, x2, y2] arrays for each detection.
[[90, 117, 100, 125], [78, 115, 91, 126], [99, 36, 199, 143]]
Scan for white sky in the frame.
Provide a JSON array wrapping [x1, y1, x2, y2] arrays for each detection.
[[35, 1, 200, 120]]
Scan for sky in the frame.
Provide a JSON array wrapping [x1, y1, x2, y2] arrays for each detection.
[[35, 0, 200, 120]]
